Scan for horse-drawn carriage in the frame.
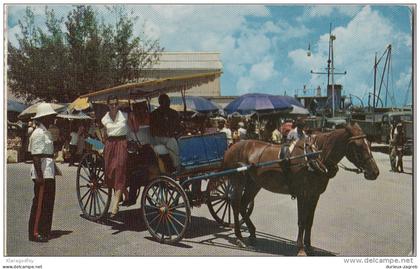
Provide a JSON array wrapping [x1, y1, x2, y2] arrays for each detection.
[[73, 72, 379, 255], [74, 72, 257, 244]]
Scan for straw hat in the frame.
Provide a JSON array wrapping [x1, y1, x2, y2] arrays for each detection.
[[32, 103, 58, 119]]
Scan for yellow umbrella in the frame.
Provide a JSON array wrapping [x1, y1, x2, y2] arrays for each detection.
[[68, 97, 90, 112]]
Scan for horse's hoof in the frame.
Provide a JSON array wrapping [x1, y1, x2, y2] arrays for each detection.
[[236, 239, 247, 248], [297, 249, 307, 256], [248, 236, 257, 246]]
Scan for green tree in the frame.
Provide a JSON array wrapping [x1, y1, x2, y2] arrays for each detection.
[[65, 5, 101, 97], [8, 5, 164, 103], [7, 7, 39, 103], [105, 5, 163, 84]]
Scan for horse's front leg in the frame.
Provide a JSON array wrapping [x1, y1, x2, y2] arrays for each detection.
[[303, 195, 320, 254], [296, 195, 306, 256]]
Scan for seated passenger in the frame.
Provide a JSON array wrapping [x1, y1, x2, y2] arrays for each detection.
[[150, 94, 182, 171]]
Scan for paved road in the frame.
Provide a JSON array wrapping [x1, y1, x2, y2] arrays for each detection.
[[5, 151, 413, 256]]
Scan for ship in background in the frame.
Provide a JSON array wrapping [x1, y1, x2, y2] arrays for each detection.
[[294, 23, 351, 130], [293, 25, 412, 152]]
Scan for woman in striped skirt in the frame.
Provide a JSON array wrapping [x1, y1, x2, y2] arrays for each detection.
[[101, 95, 129, 218]]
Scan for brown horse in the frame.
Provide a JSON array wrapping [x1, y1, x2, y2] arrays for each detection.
[[223, 123, 379, 256]]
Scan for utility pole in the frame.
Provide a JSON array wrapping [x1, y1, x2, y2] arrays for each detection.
[[310, 23, 346, 118]]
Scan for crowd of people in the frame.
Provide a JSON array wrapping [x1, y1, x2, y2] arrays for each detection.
[[20, 96, 409, 243]]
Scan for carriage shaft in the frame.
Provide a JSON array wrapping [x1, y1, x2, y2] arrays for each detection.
[[180, 151, 321, 187]]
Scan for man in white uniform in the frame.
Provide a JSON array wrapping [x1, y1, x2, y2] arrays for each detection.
[[28, 103, 57, 242]]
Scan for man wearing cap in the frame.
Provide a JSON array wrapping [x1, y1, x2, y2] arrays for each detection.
[[28, 103, 58, 242]]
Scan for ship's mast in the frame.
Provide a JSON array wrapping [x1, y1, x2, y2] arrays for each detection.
[[310, 23, 346, 117], [372, 44, 392, 110]]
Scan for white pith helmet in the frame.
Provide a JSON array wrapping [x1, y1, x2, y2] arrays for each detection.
[[32, 103, 58, 119]]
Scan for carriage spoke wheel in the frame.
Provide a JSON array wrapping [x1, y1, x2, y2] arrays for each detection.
[[76, 153, 111, 221], [206, 178, 254, 227], [141, 176, 191, 244]]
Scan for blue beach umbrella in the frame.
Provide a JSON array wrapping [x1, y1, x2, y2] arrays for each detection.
[[169, 96, 220, 113], [7, 100, 27, 113], [224, 93, 303, 115]]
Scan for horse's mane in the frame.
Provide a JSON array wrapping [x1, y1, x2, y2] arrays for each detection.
[[311, 127, 350, 165]]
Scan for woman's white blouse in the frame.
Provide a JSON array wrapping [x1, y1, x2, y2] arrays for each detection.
[[101, 111, 128, 137]]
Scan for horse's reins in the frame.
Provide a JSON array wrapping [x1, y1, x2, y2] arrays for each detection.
[[312, 132, 370, 175]]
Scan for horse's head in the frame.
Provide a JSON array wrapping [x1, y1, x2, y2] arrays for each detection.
[[344, 123, 379, 180]]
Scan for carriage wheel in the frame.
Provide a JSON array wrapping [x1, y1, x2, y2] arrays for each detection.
[[76, 153, 111, 221], [141, 176, 191, 244], [206, 178, 254, 227]]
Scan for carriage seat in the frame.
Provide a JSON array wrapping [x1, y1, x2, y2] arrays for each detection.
[[178, 132, 228, 171]]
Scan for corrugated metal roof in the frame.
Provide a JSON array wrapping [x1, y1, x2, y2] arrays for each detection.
[[147, 52, 223, 70]]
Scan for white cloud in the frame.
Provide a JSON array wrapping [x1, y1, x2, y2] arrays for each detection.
[[249, 58, 277, 81], [262, 20, 310, 40], [302, 5, 362, 19], [336, 6, 363, 17], [143, 20, 161, 41], [235, 57, 278, 93], [6, 25, 21, 46], [127, 5, 275, 95], [6, 5, 411, 103], [307, 6, 334, 17], [395, 70, 412, 90], [289, 6, 411, 101], [236, 76, 255, 94]]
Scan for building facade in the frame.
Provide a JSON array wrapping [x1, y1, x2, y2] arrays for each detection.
[[143, 52, 223, 97]]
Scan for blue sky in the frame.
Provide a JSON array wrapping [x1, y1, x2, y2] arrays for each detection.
[[7, 4, 413, 107]]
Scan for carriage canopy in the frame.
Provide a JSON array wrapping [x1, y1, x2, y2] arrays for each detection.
[[77, 71, 222, 103]]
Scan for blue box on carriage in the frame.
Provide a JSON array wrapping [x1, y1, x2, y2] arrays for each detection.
[[178, 132, 228, 168]]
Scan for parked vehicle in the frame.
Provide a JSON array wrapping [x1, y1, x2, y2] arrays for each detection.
[[351, 111, 413, 154]]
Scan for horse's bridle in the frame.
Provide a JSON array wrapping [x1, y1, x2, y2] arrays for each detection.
[[346, 134, 374, 172]]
